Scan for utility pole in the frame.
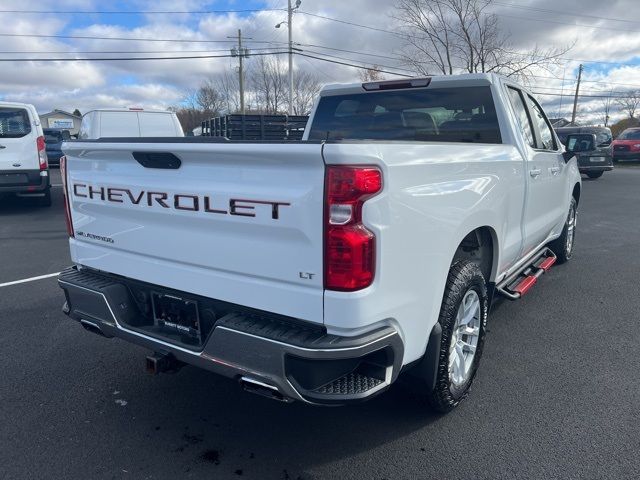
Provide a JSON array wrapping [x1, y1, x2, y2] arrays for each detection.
[[229, 29, 251, 114], [287, 0, 294, 115], [277, 1, 301, 114], [571, 64, 583, 125]]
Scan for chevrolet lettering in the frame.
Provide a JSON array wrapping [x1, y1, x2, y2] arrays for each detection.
[[72, 183, 290, 219]]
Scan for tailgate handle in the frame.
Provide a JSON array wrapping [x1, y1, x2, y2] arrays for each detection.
[[132, 152, 181, 169]]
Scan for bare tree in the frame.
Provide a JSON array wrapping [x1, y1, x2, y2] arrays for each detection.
[[193, 79, 225, 115], [249, 56, 288, 114], [394, 0, 571, 80], [292, 70, 322, 115], [615, 90, 640, 119], [358, 66, 386, 82], [600, 91, 615, 127], [215, 70, 241, 114]]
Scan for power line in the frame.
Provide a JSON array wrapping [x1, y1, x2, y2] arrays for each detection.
[[491, 1, 640, 25], [296, 52, 413, 78], [0, 32, 286, 44], [297, 11, 402, 37], [295, 43, 405, 62], [0, 51, 289, 62], [493, 12, 640, 34], [0, 47, 282, 54], [0, 8, 286, 14], [301, 48, 414, 75]]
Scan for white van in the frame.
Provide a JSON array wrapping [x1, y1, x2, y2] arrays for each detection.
[[0, 101, 50, 206], [78, 108, 184, 139]]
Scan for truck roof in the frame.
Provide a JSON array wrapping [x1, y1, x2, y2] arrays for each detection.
[[82, 108, 175, 115], [320, 73, 509, 96]]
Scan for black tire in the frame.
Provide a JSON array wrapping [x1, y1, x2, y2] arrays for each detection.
[[586, 171, 603, 179], [425, 261, 488, 413], [548, 197, 577, 264], [39, 188, 52, 207]]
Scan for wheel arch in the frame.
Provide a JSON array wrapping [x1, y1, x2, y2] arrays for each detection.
[[451, 225, 499, 284], [572, 182, 581, 206]]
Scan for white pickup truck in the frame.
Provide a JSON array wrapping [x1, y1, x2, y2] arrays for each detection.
[[58, 73, 582, 411]]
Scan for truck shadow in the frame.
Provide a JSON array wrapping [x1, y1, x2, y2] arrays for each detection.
[[104, 362, 443, 479]]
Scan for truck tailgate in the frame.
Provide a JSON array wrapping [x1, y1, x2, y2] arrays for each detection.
[[62, 141, 325, 323]]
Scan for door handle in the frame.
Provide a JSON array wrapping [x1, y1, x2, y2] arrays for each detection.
[[550, 166, 561, 176], [529, 168, 542, 178], [0, 145, 6, 149]]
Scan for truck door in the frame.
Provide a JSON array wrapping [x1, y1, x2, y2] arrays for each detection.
[[524, 93, 567, 236], [505, 86, 560, 256]]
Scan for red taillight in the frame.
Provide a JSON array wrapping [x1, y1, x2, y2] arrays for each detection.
[[324, 166, 382, 291], [60, 156, 74, 238], [36, 135, 48, 170]]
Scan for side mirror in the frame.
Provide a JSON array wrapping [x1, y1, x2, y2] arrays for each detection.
[[565, 133, 597, 153], [61, 130, 71, 141]]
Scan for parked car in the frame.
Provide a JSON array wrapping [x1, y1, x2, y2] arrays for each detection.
[[0, 101, 51, 206], [78, 108, 184, 139], [43, 128, 71, 167], [611, 127, 640, 162], [58, 73, 581, 412], [555, 126, 613, 179]]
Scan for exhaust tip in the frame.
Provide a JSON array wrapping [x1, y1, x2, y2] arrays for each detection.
[[240, 377, 291, 403], [80, 319, 106, 337]]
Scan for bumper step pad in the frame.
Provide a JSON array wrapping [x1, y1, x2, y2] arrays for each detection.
[[314, 372, 384, 395]]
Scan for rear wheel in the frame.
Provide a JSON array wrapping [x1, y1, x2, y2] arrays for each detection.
[[425, 261, 488, 413], [586, 171, 603, 179], [548, 197, 577, 264]]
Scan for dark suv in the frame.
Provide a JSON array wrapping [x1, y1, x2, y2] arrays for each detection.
[[43, 128, 71, 167], [555, 126, 613, 179]]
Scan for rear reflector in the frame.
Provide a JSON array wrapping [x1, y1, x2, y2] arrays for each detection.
[[324, 166, 382, 291]]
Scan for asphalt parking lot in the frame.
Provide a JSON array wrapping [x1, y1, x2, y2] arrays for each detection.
[[1, 167, 639, 480]]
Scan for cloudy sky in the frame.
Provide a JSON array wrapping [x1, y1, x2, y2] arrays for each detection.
[[1, 0, 639, 126]]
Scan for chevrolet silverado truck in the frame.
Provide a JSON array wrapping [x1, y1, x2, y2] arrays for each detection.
[[58, 74, 582, 412]]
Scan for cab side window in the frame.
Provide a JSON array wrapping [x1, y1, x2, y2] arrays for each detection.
[[506, 87, 535, 148], [527, 95, 557, 150]]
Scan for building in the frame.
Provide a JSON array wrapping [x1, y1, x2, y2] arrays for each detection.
[[39, 109, 82, 136]]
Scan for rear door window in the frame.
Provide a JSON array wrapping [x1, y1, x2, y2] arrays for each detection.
[[506, 88, 535, 148], [526, 95, 557, 150], [0, 107, 32, 138], [308, 86, 502, 144]]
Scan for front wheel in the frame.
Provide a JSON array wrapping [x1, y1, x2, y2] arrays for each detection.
[[548, 197, 577, 264], [586, 171, 603, 179], [425, 261, 488, 413]]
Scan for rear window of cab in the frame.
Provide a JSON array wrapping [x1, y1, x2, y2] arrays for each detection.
[[308, 86, 501, 144]]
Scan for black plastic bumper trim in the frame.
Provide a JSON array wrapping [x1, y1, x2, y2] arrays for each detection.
[[58, 266, 404, 405]]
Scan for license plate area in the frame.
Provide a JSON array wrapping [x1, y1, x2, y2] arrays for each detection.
[[0, 173, 29, 185], [590, 157, 605, 162], [152, 292, 202, 344]]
